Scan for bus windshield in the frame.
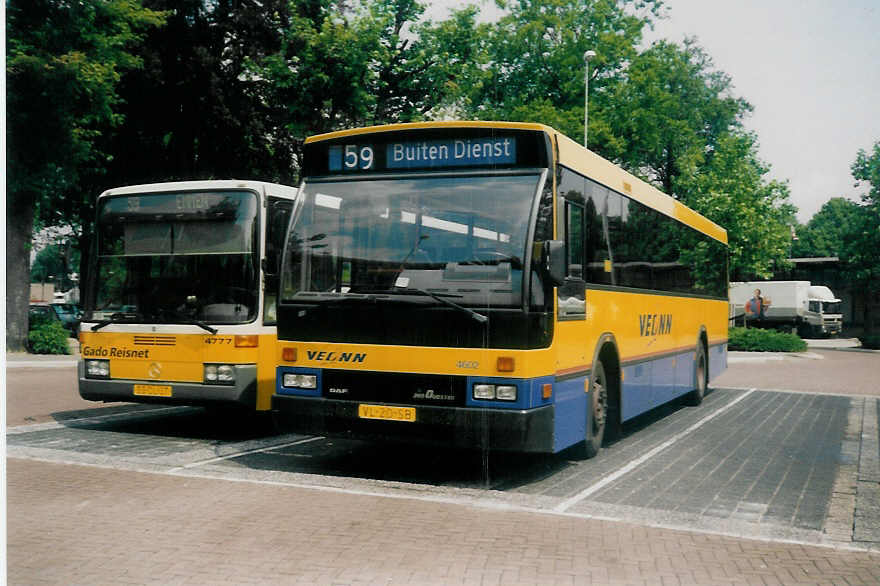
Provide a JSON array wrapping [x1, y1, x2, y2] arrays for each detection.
[[86, 190, 259, 324], [281, 173, 541, 306]]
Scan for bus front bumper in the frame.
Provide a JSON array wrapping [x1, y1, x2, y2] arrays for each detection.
[[271, 395, 555, 453], [78, 362, 258, 408]]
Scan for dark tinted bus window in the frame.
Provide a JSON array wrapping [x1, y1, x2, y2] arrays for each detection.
[[584, 180, 613, 286], [566, 202, 584, 278], [559, 167, 727, 299]]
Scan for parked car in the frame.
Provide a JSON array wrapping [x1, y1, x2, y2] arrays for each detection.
[[29, 302, 80, 338], [50, 302, 81, 337]]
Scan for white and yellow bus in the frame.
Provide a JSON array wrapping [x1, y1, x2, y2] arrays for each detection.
[[78, 180, 297, 411], [272, 122, 728, 455]]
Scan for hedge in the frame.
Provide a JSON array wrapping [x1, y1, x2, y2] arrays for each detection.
[[28, 321, 71, 355], [859, 335, 880, 350], [728, 327, 808, 353]]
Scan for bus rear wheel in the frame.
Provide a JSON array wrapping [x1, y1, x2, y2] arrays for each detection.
[[684, 343, 707, 406]]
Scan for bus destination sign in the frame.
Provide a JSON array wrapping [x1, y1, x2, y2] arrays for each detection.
[[328, 137, 517, 172]]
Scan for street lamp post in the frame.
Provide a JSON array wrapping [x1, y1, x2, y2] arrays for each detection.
[[584, 50, 596, 148]]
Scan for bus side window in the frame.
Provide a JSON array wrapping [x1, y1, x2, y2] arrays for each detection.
[[566, 202, 584, 279], [558, 199, 586, 320], [264, 198, 294, 325]]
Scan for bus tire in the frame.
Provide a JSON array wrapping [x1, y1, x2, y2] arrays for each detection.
[[684, 343, 708, 406], [581, 358, 608, 459]]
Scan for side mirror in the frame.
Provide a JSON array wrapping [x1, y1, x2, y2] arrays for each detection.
[[542, 240, 566, 286]]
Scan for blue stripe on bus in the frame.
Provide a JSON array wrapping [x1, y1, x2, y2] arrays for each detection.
[[620, 349, 702, 421], [552, 374, 588, 452]]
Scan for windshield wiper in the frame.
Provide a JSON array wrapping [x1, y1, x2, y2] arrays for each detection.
[[90, 310, 219, 335], [293, 289, 488, 324], [458, 255, 523, 269], [158, 310, 218, 335], [176, 318, 218, 335], [90, 312, 144, 332], [388, 287, 488, 324]]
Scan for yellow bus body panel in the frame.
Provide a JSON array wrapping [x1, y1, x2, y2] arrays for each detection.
[[277, 341, 558, 379], [562, 290, 729, 370], [276, 292, 727, 380], [80, 331, 278, 410]]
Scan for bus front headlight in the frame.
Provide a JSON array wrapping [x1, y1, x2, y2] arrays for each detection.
[[495, 385, 518, 401], [85, 359, 110, 379], [205, 364, 236, 386], [473, 383, 518, 402], [282, 374, 317, 389]]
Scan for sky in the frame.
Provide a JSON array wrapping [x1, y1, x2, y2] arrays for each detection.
[[426, 0, 880, 222]]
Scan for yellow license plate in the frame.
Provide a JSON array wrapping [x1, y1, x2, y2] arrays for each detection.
[[133, 384, 173, 397], [358, 404, 416, 422]]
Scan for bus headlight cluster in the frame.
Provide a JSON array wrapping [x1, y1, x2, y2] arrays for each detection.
[[282, 373, 318, 390], [473, 384, 517, 401], [204, 364, 235, 386], [85, 359, 110, 379]]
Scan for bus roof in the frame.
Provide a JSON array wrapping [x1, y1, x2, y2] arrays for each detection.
[[554, 132, 728, 244], [305, 120, 555, 144], [99, 180, 298, 199], [305, 121, 727, 245]]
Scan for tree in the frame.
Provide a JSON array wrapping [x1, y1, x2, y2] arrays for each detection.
[[103, 0, 297, 186], [455, 0, 663, 148], [842, 141, 880, 333], [246, 0, 481, 167], [679, 132, 795, 281], [791, 197, 862, 258], [601, 39, 750, 197], [6, 0, 164, 351]]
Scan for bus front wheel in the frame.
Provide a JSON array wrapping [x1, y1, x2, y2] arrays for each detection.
[[581, 359, 608, 459]]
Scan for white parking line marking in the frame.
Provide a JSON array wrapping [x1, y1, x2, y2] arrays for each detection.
[[553, 388, 758, 513], [168, 436, 325, 472], [6, 406, 192, 434]]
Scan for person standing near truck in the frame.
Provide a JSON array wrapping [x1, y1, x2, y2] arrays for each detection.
[[746, 288, 769, 320]]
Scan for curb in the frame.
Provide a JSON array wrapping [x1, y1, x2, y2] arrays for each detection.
[[728, 351, 824, 363]]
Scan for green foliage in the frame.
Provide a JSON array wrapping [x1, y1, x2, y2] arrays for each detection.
[[682, 132, 795, 280], [6, 0, 165, 351], [104, 0, 296, 186], [7, 0, 166, 209], [728, 327, 807, 353], [28, 321, 71, 355], [243, 0, 478, 164], [30, 243, 81, 285], [859, 335, 880, 350], [457, 0, 662, 144], [601, 40, 750, 194], [7, 0, 820, 343], [852, 141, 880, 204], [791, 197, 862, 258], [841, 140, 880, 333]]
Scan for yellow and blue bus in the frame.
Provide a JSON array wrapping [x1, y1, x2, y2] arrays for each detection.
[[78, 180, 298, 412], [272, 122, 728, 455]]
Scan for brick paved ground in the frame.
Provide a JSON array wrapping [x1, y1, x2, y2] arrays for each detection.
[[7, 458, 880, 586], [714, 349, 879, 396]]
